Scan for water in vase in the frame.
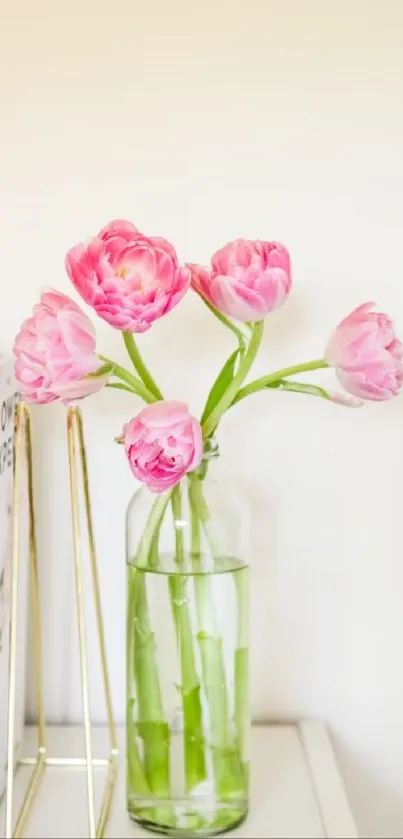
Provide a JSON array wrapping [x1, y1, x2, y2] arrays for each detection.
[[126, 553, 249, 837]]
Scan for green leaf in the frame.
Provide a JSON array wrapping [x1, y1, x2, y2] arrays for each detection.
[[265, 379, 330, 399], [85, 362, 114, 379], [106, 382, 137, 393], [201, 349, 241, 425], [266, 379, 363, 407]]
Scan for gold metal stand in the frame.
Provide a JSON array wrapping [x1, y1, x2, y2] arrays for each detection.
[[4, 403, 118, 839]]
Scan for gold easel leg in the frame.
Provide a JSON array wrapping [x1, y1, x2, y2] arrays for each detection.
[[5, 403, 23, 838], [96, 755, 119, 838], [74, 410, 118, 837], [67, 408, 97, 839], [11, 755, 45, 839], [24, 409, 46, 754], [5, 404, 46, 839], [4, 404, 118, 839]]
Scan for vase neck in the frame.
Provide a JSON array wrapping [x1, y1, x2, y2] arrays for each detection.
[[189, 437, 219, 481], [202, 436, 219, 462]]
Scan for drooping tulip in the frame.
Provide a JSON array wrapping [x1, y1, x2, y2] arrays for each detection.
[[325, 302, 403, 401], [13, 290, 108, 404]]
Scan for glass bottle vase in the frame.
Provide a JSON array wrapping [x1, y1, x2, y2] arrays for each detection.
[[126, 444, 250, 837]]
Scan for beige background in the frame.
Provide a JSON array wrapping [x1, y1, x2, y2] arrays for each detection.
[[1, 1, 403, 835]]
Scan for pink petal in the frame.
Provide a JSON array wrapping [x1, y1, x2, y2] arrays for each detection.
[[137, 401, 190, 429], [58, 308, 96, 355], [211, 275, 265, 321], [39, 289, 76, 314], [52, 373, 110, 404], [187, 418, 203, 470], [98, 219, 139, 241], [211, 241, 241, 275], [148, 236, 179, 264]]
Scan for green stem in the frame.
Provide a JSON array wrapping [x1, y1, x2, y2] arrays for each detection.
[[128, 567, 170, 798], [106, 382, 139, 394], [188, 476, 245, 798], [126, 706, 152, 798], [123, 332, 164, 400], [198, 295, 246, 348], [169, 484, 206, 792], [188, 474, 222, 563], [234, 568, 249, 776], [188, 479, 201, 559], [136, 494, 172, 567], [127, 496, 174, 802], [126, 576, 151, 798], [232, 359, 328, 405], [171, 485, 185, 566], [149, 529, 160, 570], [202, 321, 264, 439], [99, 354, 156, 403]]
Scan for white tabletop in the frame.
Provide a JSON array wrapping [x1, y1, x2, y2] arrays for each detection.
[[1, 723, 358, 839]]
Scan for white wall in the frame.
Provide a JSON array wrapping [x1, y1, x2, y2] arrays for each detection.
[[1, 0, 403, 835]]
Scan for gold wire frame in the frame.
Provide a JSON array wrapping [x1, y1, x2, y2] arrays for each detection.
[[4, 402, 118, 839]]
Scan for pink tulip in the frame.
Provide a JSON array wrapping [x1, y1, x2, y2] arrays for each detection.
[[13, 290, 109, 405], [188, 239, 291, 322], [122, 401, 202, 492], [65, 219, 190, 333], [325, 302, 403, 401]]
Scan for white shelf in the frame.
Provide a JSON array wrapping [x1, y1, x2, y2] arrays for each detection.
[[1, 724, 358, 838]]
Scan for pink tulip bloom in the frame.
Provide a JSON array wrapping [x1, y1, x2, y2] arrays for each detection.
[[122, 401, 202, 492], [65, 219, 190, 333], [325, 302, 403, 401], [188, 239, 291, 322], [13, 290, 109, 405]]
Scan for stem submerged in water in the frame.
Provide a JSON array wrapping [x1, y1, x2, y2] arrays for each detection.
[[126, 580, 151, 798], [234, 568, 250, 785], [127, 472, 249, 831], [169, 485, 207, 792], [127, 567, 170, 799], [188, 475, 246, 799]]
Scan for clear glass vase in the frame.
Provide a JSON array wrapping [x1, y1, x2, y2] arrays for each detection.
[[126, 440, 250, 837]]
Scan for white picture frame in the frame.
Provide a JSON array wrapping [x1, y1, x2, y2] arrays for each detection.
[[0, 358, 27, 802]]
